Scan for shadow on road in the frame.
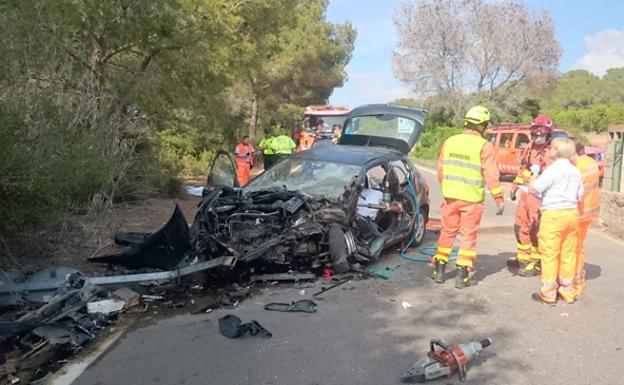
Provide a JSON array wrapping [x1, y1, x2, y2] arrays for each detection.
[[473, 252, 515, 283], [585, 262, 601, 281]]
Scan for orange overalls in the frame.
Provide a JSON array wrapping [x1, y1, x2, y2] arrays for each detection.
[[574, 155, 601, 296], [235, 142, 254, 186], [296, 131, 315, 152], [433, 130, 504, 269], [513, 142, 551, 265], [532, 159, 583, 304]]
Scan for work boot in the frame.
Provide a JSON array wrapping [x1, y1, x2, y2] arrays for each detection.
[[518, 261, 539, 277], [455, 267, 476, 289], [430, 261, 446, 284], [531, 293, 556, 307]]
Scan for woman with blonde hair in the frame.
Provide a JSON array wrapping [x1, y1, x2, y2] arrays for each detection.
[[528, 137, 583, 306]]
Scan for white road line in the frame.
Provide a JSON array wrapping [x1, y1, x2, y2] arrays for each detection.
[[50, 327, 127, 385], [415, 165, 437, 175]]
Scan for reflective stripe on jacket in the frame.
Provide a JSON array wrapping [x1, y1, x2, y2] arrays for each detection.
[[440, 133, 488, 203], [576, 155, 600, 219], [270, 135, 296, 154]]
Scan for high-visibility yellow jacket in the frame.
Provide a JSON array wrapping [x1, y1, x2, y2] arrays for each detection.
[[576, 154, 600, 220], [259, 137, 275, 155], [270, 135, 296, 155], [439, 131, 503, 203]]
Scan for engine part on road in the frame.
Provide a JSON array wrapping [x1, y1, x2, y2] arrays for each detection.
[[402, 338, 492, 383], [312, 276, 353, 297], [218, 315, 272, 338], [264, 299, 317, 313]]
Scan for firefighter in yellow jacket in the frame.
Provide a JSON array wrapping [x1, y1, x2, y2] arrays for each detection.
[[431, 106, 505, 289]]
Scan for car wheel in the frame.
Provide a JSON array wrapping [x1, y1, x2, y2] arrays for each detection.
[[411, 211, 427, 247], [328, 224, 351, 273]]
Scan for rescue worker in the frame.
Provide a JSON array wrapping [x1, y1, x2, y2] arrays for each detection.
[[296, 128, 315, 152], [528, 137, 583, 306], [331, 124, 342, 145], [235, 136, 254, 186], [431, 106, 505, 289], [269, 127, 297, 164], [259, 135, 276, 169], [510, 115, 554, 277], [572, 138, 600, 297]]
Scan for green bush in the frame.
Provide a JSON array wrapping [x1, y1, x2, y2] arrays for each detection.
[[411, 125, 462, 160], [0, 100, 119, 231], [543, 104, 624, 133]]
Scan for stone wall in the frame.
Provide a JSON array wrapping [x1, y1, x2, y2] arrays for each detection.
[[600, 191, 624, 240]]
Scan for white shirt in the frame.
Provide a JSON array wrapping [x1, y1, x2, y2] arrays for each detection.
[[357, 188, 383, 218], [531, 158, 583, 210]]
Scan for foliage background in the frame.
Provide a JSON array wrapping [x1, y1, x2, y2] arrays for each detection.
[[0, 0, 355, 235]]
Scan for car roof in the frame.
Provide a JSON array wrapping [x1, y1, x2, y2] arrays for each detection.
[[488, 124, 567, 134], [294, 144, 403, 166]]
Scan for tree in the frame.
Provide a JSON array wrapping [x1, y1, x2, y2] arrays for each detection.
[[543, 70, 603, 109], [226, 0, 356, 138], [393, 0, 561, 118]]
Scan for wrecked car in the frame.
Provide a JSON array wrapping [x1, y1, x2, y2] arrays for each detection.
[[191, 104, 430, 275], [90, 104, 429, 276]]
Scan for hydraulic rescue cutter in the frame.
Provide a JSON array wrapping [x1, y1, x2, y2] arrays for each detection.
[[401, 338, 491, 383]]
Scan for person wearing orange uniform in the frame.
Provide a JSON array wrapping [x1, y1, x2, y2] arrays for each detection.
[[431, 106, 505, 289], [296, 129, 315, 152], [528, 137, 583, 306], [509, 115, 554, 277], [235, 136, 254, 186], [572, 138, 600, 297]]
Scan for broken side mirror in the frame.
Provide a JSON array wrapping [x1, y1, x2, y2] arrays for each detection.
[[207, 150, 239, 190]]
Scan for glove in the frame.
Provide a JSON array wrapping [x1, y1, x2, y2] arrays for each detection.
[[510, 188, 517, 201], [496, 202, 505, 216]]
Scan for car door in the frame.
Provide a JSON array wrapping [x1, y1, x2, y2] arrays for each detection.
[[206, 150, 239, 190], [493, 132, 516, 175]]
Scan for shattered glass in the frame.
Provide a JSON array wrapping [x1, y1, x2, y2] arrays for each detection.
[[245, 158, 360, 199]]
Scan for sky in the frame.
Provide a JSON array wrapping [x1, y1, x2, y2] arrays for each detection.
[[326, 0, 624, 106]]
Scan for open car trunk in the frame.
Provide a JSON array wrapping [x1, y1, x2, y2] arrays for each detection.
[[337, 104, 425, 154]]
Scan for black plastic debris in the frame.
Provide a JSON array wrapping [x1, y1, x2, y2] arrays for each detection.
[[0, 282, 100, 345], [218, 315, 272, 339], [88, 204, 190, 270], [264, 299, 317, 313], [114, 232, 151, 247]]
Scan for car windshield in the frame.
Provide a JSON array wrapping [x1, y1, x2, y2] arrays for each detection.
[[306, 115, 347, 130], [245, 158, 361, 199]]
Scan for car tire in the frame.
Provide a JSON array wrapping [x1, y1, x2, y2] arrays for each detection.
[[411, 210, 427, 247], [328, 224, 350, 273]]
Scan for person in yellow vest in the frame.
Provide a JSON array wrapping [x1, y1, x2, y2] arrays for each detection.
[[259, 135, 276, 169], [572, 138, 600, 298], [235, 136, 254, 186], [431, 106, 505, 289], [269, 127, 296, 165]]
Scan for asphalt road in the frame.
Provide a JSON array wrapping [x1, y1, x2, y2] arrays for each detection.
[[415, 164, 516, 228], [67, 205, 624, 385]]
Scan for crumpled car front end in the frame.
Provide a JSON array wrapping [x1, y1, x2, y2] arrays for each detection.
[[190, 188, 352, 276]]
